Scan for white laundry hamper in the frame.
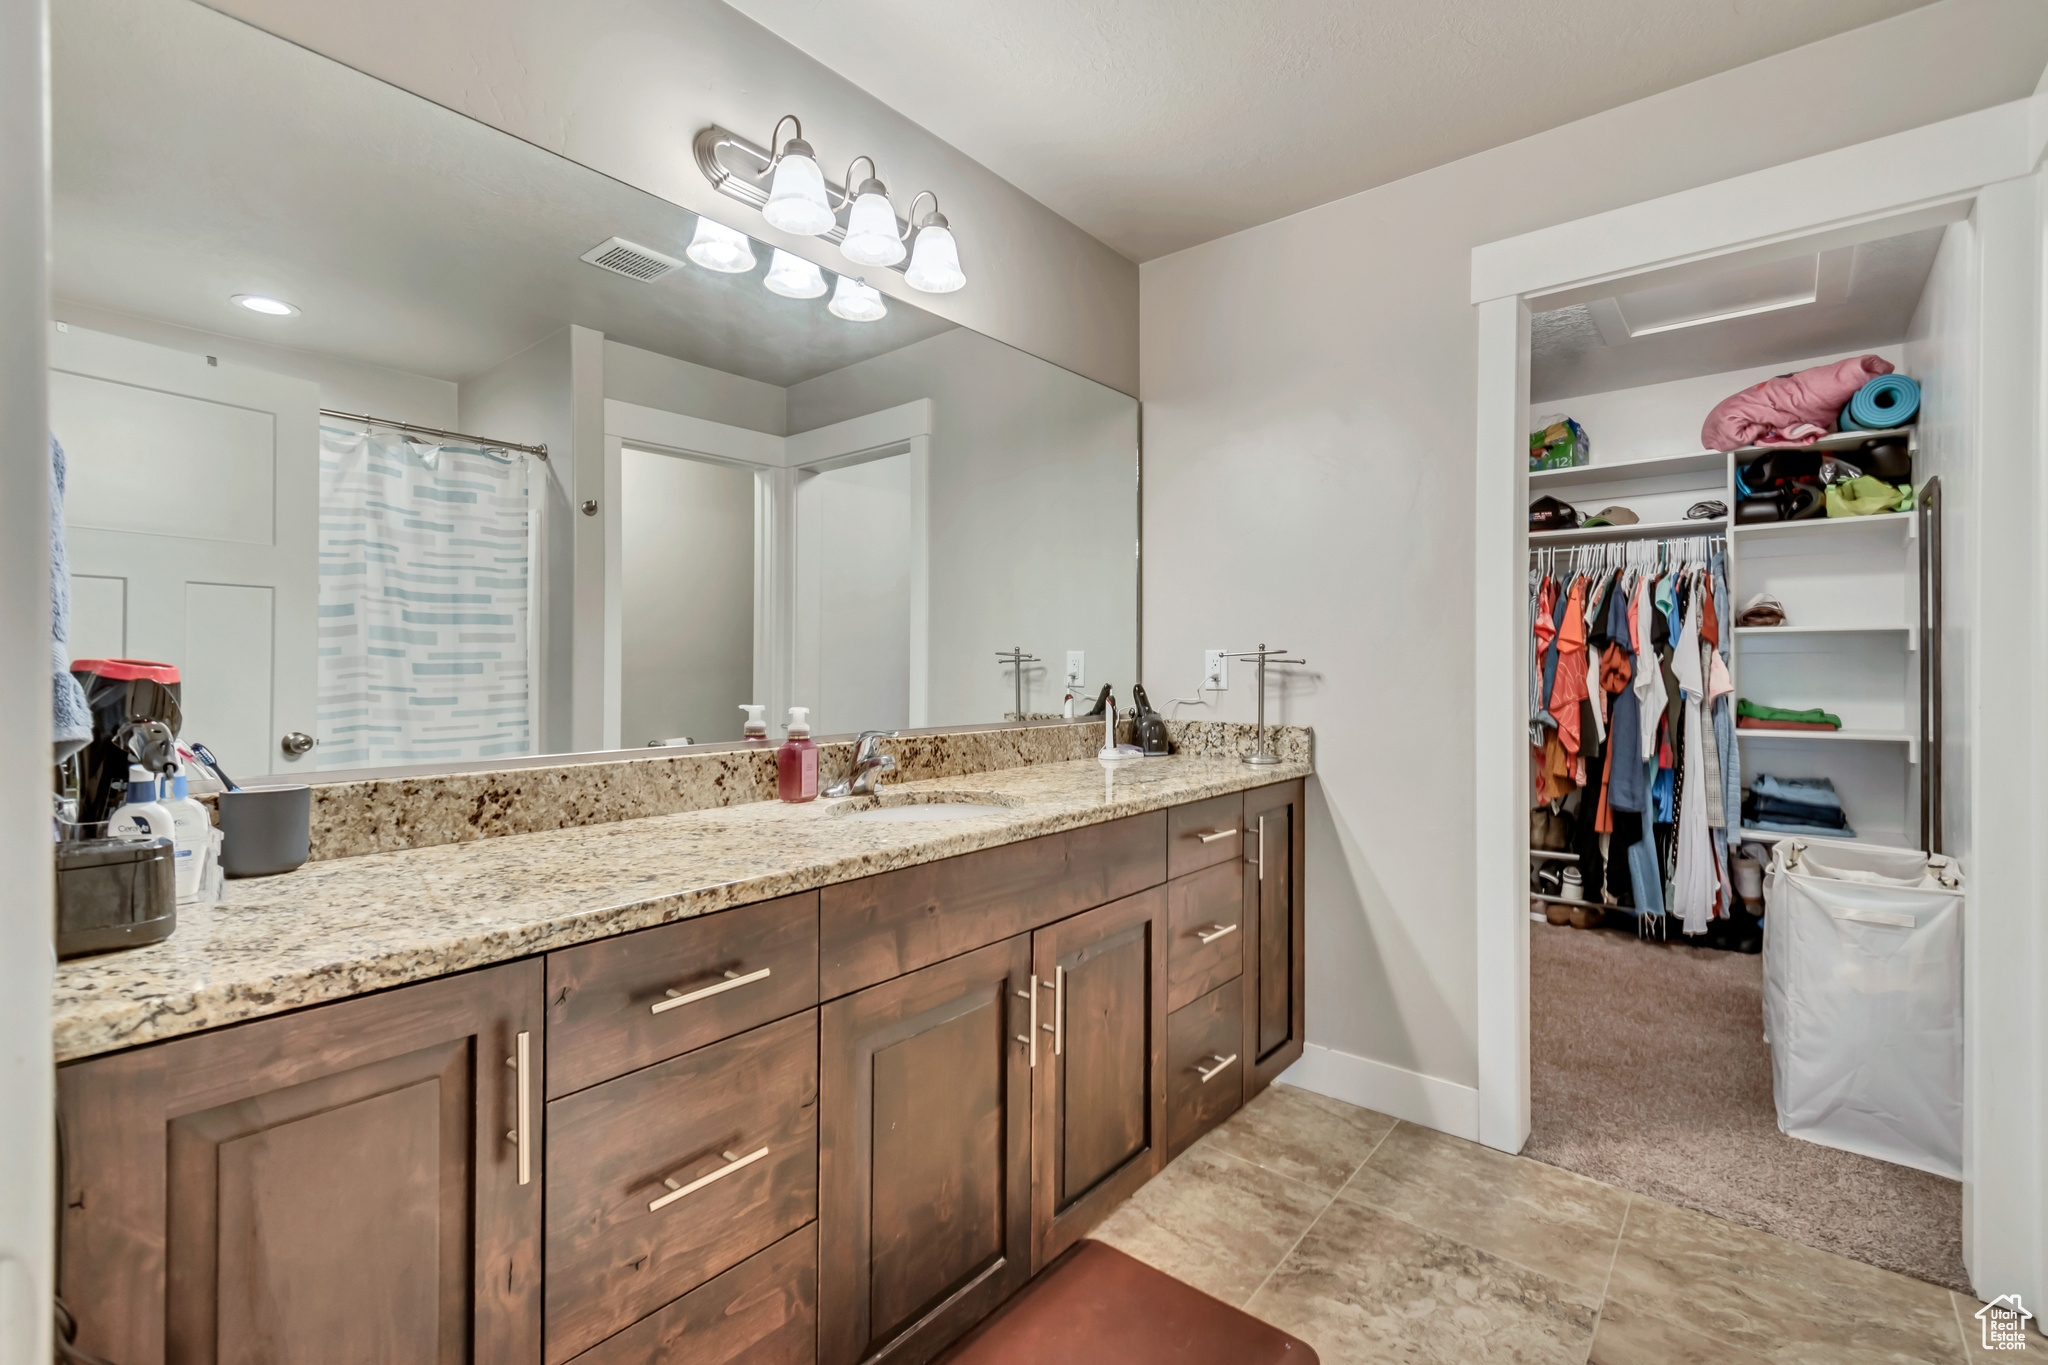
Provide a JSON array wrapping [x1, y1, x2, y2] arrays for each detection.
[[1761, 839, 1963, 1179]]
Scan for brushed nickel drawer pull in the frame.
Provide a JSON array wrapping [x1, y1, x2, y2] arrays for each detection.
[[505, 1030, 532, 1186], [1194, 827, 1239, 844], [651, 966, 772, 1015], [1195, 922, 1240, 945], [1015, 975, 1038, 1067], [1195, 1052, 1239, 1084], [1053, 965, 1065, 1056], [648, 1146, 770, 1212]]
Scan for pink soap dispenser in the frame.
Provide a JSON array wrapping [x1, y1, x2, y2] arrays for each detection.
[[777, 707, 818, 802]]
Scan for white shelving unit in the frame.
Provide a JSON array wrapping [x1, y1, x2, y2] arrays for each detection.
[[1529, 403, 1924, 851]]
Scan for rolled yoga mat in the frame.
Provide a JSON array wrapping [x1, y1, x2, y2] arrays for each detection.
[[1840, 373, 1920, 430]]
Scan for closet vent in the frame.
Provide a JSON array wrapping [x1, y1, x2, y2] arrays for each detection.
[[579, 237, 683, 282]]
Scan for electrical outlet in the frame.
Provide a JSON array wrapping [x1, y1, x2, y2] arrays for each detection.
[[1204, 650, 1228, 689], [1065, 651, 1085, 688]]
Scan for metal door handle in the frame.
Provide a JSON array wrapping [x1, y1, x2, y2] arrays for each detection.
[[1015, 975, 1037, 1067], [648, 1146, 769, 1212], [280, 730, 314, 756], [652, 966, 772, 1014], [1194, 827, 1239, 844], [504, 1030, 531, 1186], [1196, 922, 1239, 945], [1252, 814, 1267, 879], [1042, 967, 1064, 1056], [1195, 1052, 1239, 1084]]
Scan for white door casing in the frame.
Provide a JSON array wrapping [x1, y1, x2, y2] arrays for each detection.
[[50, 324, 319, 778]]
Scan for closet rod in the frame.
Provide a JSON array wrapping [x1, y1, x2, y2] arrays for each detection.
[[320, 408, 549, 460]]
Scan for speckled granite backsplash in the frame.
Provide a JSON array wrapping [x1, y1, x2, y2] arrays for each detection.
[[299, 719, 1311, 861]]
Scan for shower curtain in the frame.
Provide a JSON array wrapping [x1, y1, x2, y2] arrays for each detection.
[[316, 422, 534, 768]]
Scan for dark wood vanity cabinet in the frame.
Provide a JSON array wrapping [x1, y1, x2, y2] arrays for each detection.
[[57, 959, 546, 1365], [57, 781, 1308, 1365], [1243, 780, 1307, 1098]]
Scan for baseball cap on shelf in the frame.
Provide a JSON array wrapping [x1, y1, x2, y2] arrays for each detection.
[[1579, 506, 1640, 528]]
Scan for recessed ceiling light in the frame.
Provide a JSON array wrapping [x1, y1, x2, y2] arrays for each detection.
[[233, 294, 299, 316]]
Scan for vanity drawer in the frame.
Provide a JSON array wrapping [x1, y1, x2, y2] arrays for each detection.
[[820, 811, 1165, 998], [1166, 979, 1244, 1159], [1167, 793, 1243, 880], [1166, 863, 1244, 1013], [544, 1010, 820, 1365], [569, 1223, 816, 1365], [546, 892, 819, 1098]]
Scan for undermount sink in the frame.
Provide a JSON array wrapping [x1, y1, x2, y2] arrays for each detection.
[[829, 791, 1019, 822]]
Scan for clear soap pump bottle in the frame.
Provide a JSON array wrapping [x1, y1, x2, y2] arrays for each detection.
[[740, 704, 769, 744], [777, 707, 818, 802]]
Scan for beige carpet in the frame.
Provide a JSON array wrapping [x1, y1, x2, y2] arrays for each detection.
[[1524, 917, 1967, 1292]]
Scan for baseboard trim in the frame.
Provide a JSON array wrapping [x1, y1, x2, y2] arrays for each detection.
[[1277, 1044, 1481, 1141]]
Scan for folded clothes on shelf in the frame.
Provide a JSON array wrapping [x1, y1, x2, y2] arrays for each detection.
[[1745, 818, 1859, 839], [1738, 593, 1787, 627], [1742, 774, 1856, 838], [1754, 774, 1844, 810], [1737, 699, 1841, 731]]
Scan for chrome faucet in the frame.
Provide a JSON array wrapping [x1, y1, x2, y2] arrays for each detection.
[[826, 730, 898, 797]]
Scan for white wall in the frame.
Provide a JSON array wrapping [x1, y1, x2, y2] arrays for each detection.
[[1139, 4, 2048, 1110], [788, 328, 1138, 724], [197, 0, 1139, 396], [603, 339, 785, 436], [1902, 220, 1976, 866], [0, 0, 54, 1355], [52, 298, 456, 425]]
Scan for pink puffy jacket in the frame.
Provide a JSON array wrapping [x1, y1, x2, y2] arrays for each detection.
[[1699, 355, 1894, 452]]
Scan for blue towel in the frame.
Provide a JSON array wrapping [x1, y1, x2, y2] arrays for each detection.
[[1841, 374, 1920, 430], [51, 435, 92, 762]]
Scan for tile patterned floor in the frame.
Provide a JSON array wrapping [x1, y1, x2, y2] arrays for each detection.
[[1092, 1084, 2036, 1365]]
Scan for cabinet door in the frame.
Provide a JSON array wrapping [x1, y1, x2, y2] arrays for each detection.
[[58, 961, 545, 1365], [1243, 780, 1307, 1099], [819, 935, 1033, 1365], [1030, 886, 1167, 1270]]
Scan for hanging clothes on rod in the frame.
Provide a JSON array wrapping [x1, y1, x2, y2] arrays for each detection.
[[1528, 532, 1736, 939]]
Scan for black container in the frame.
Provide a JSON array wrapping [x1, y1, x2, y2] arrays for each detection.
[[218, 785, 312, 877], [56, 836, 177, 958]]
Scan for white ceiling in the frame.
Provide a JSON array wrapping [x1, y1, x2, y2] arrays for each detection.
[[723, 0, 1938, 262], [51, 0, 955, 388]]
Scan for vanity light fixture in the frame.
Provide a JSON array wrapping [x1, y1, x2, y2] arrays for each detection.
[[232, 294, 298, 316], [684, 215, 756, 273], [759, 116, 836, 237], [695, 117, 966, 293], [763, 248, 828, 299], [827, 275, 887, 322], [903, 194, 965, 294]]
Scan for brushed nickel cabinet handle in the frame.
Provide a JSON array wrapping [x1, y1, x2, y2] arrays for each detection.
[[504, 1030, 532, 1186], [1254, 815, 1268, 879], [1196, 922, 1240, 945], [1014, 975, 1037, 1068], [1052, 966, 1065, 1056], [1195, 1052, 1239, 1084], [1194, 827, 1239, 844], [651, 966, 772, 1015], [648, 1145, 770, 1212]]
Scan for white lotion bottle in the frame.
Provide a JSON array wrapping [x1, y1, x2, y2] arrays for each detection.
[[741, 704, 770, 744], [163, 767, 212, 902], [109, 765, 175, 845]]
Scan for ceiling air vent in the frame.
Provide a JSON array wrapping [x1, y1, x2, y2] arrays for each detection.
[[580, 237, 683, 282]]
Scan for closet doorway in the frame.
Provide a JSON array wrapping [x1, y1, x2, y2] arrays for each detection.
[[1469, 100, 2048, 1304]]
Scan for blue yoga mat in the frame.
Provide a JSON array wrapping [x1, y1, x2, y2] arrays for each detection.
[[1840, 373, 1920, 430]]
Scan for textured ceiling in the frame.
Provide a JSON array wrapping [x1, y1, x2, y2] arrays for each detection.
[[723, 0, 1939, 261]]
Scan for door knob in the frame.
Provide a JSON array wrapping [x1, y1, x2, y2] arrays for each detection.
[[280, 731, 315, 756]]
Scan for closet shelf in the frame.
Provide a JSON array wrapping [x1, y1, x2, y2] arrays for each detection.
[[1528, 449, 1726, 490], [1719, 427, 1913, 459], [1731, 511, 1911, 540], [1735, 728, 1912, 744], [1531, 516, 1726, 547], [1734, 624, 1910, 636]]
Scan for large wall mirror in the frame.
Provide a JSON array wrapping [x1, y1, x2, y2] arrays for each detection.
[[48, 0, 1139, 780]]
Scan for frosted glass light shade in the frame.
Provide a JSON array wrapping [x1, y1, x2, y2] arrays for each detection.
[[828, 275, 887, 322], [840, 186, 906, 266], [763, 249, 828, 299], [904, 223, 965, 293], [685, 217, 756, 273], [762, 141, 836, 236]]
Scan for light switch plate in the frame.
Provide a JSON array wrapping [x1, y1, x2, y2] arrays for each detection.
[[1065, 651, 1085, 688], [1203, 650, 1228, 689]]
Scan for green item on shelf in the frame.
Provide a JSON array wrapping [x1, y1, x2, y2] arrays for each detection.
[[1529, 414, 1590, 471], [1737, 699, 1844, 728], [1825, 475, 1911, 518]]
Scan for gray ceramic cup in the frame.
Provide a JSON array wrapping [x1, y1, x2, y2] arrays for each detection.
[[217, 785, 312, 877]]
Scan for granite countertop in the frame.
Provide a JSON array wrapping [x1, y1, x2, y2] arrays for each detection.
[[54, 754, 1312, 1063]]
